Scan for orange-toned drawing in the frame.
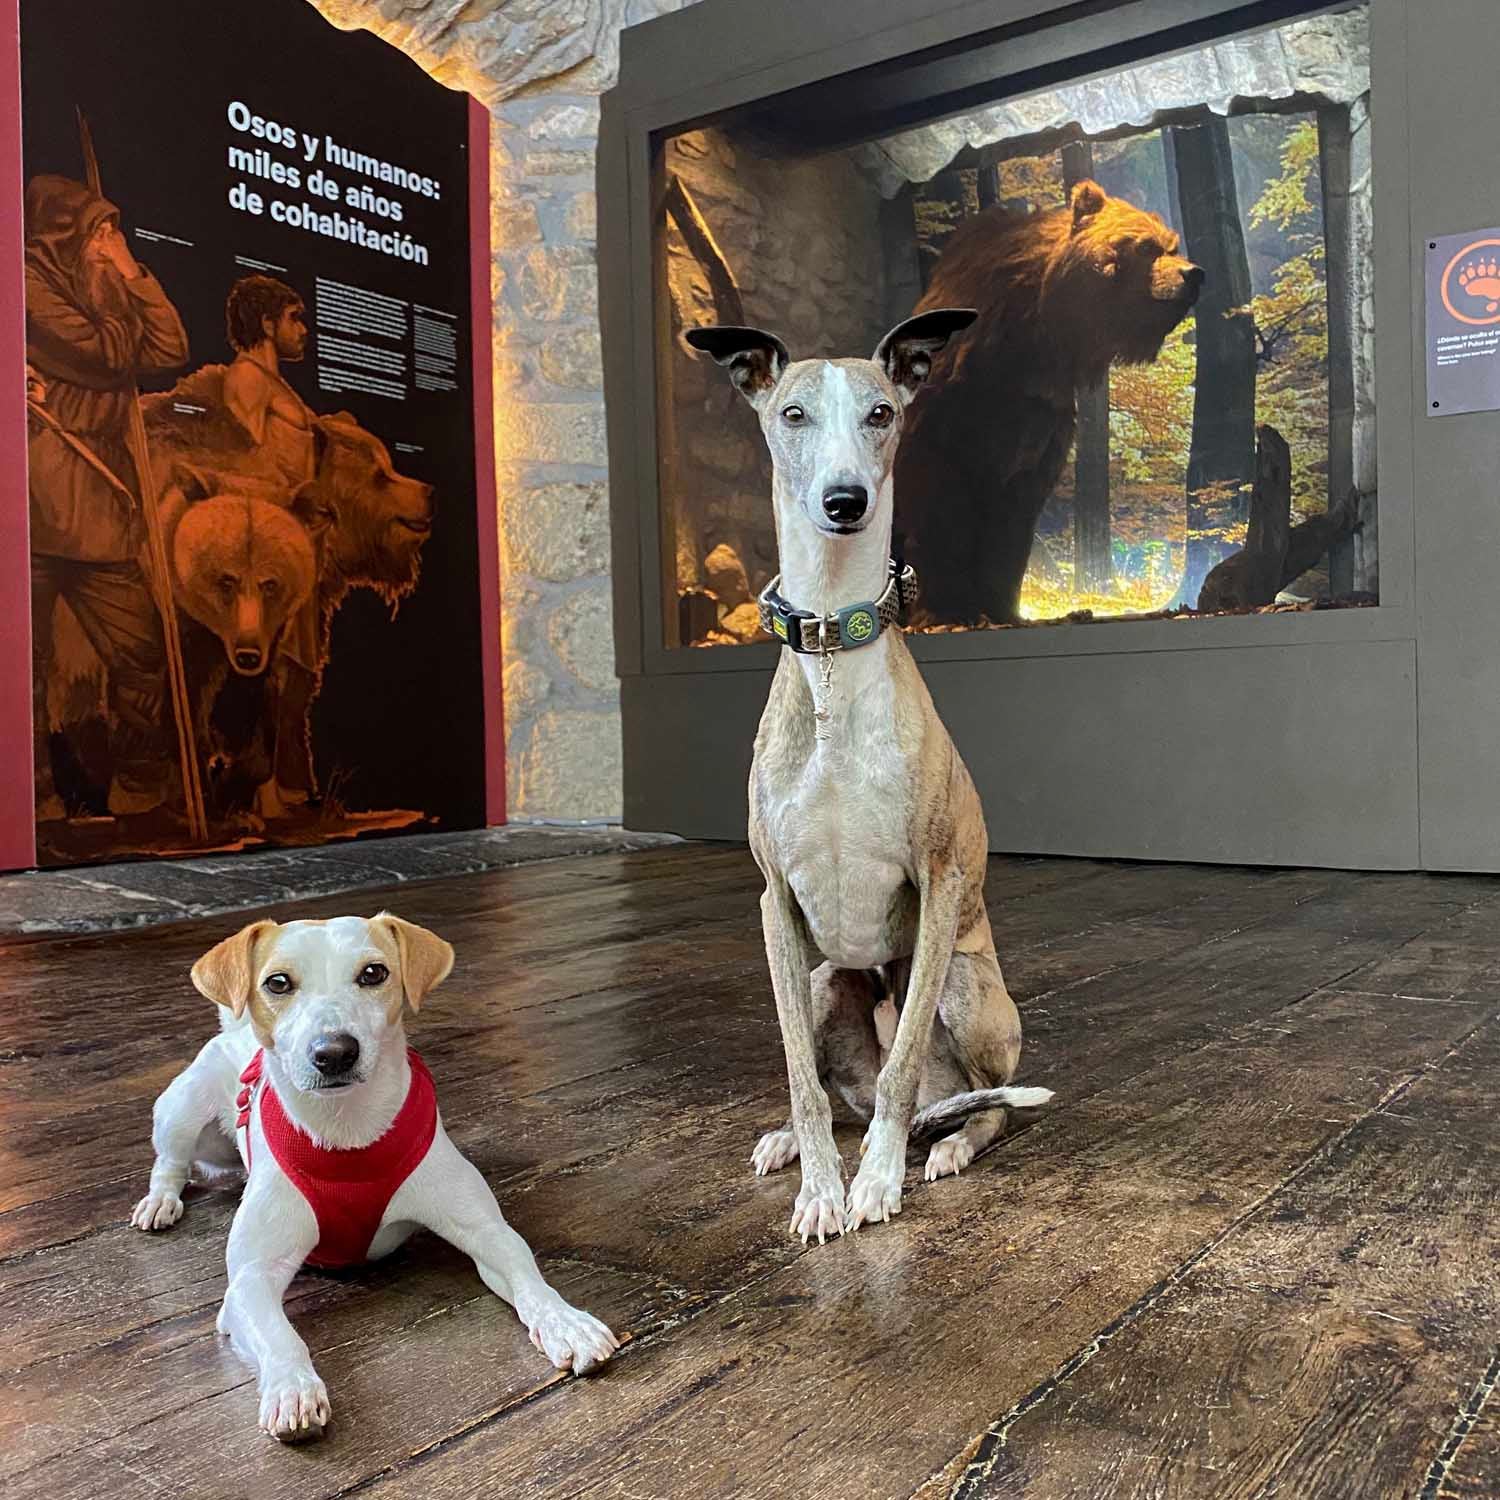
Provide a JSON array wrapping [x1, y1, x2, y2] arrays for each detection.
[[20, 0, 486, 867], [28, 198, 442, 860], [25, 174, 188, 823]]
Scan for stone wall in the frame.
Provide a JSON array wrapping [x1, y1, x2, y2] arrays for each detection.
[[306, 0, 696, 820], [490, 94, 618, 817]]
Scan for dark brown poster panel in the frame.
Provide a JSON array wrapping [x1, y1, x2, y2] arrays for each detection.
[[19, 0, 486, 866]]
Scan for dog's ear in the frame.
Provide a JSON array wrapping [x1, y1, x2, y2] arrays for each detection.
[[683, 325, 790, 408], [373, 912, 454, 1012], [873, 309, 978, 401], [191, 920, 276, 1018]]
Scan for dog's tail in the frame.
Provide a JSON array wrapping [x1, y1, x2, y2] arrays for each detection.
[[909, 1085, 1055, 1142]]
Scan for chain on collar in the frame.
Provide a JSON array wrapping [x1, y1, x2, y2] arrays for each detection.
[[757, 558, 919, 654]]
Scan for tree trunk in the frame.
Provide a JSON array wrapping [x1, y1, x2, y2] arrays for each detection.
[[1165, 118, 1257, 609], [881, 187, 924, 339], [1197, 426, 1362, 612], [1243, 424, 1292, 604], [1318, 103, 1356, 596], [976, 161, 1001, 211], [1062, 140, 1112, 595], [914, 168, 973, 294], [1197, 424, 1290, 611]]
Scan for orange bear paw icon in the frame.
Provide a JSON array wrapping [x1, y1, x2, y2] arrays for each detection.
[[1458, 257, 1500, 313]]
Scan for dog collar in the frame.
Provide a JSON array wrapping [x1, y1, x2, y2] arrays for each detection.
[[758, 558, 918, 654]]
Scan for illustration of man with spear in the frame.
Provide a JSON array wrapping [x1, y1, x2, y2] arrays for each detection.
[[24, 120, 206, 839]]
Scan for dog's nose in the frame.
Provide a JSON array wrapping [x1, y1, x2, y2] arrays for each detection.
[[233, 647, 263, 672], [1183, 264, 1206, 293], [310, 1032, 360, 1078], [822, 485, 869, 525]]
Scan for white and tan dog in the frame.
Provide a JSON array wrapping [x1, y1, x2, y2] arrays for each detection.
[[132, 913, 618, 1442], [686, 312, 1053, 1245]]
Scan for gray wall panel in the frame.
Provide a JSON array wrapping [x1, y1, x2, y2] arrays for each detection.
[[937, 642, 1418, 868], [625, 641, 1420, 869], [1408, 0, 1500, 871], [621, 672, 761, 840]]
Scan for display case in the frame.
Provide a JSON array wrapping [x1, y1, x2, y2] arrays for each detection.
[[658, 8, 1374, 645], [602, 0, 1500, 871]]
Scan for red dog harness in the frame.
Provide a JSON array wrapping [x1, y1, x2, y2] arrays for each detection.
[[237, 1048, 437, 1269]]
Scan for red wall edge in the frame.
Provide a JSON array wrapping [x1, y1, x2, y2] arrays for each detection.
[[469, 94, 505, 827], [0, 0, 36, 872]]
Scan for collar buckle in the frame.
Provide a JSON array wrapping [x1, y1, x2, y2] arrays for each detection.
[[762, 590, 817, 653]]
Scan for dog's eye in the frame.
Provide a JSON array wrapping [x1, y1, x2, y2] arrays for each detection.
[[259, 578, 280, 597], [356, 962, 389, 988], [780, 404, 806, 425], [262, 972, 295, 997], [867, 402, 895, 429], [217, 574, 237, 596]]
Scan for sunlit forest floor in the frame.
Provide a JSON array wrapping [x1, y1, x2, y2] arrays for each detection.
[[1009, 479, 1337, 622]]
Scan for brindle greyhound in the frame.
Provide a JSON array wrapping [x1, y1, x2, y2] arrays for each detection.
[[686, 312, 1052, 1244]]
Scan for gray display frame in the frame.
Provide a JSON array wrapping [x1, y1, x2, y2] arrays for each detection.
[[600, 0, 1498, 871]]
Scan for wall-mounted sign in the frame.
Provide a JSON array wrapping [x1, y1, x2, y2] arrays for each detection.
[[1427, 227, 1500, 416], [3, 0, 500, 870]]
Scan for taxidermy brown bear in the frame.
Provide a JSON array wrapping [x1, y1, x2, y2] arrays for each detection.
[[893, 180, 1204, 625]]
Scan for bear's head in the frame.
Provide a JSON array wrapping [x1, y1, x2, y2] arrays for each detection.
[[297, 414, 435, 603], [172, 495, 316, 676], [1042, 180, 1203, 376]]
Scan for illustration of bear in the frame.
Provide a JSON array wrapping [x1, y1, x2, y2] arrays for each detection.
[[168, 494, 316, 822], [170, 494, 315, 678], [145, 368, 434, 809], [303, 411, 435, 613], [894, 180, 1203, 625], [42, 376, 438, 826], [144, 367, 434, 623]]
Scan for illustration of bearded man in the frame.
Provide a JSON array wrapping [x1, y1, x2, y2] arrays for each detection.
[[25, 174, 188, 820]]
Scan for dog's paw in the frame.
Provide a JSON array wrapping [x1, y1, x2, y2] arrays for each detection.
[[789, 1177, 846, 1246], [258, 1371, 329, 1443], [130, 1189, 184, 1231], [752, 1128, 799, 1176], [845, 1154, 904, 1231], [924, 1134, 975, 1182], [528, 1302, 620, 1376]]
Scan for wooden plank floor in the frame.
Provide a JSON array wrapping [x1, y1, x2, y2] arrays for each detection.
[[2, 845, 1498, 1500]]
